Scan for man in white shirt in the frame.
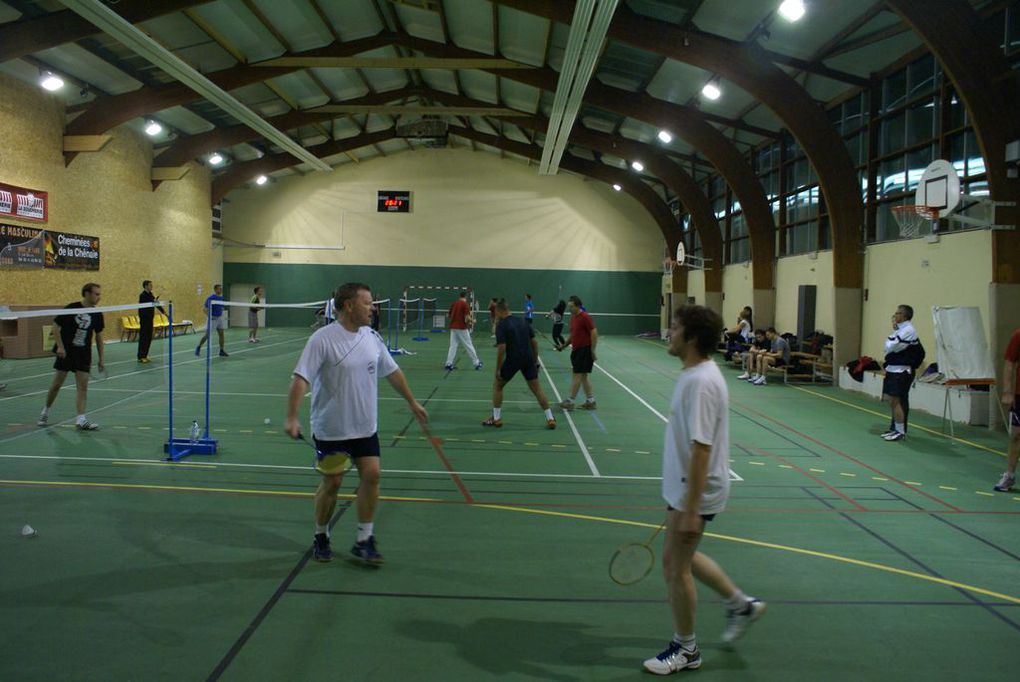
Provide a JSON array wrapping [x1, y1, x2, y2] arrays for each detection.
[[286, 283, 428, 565], [881, 304, 920, 442], [644, 305, 765, 675]]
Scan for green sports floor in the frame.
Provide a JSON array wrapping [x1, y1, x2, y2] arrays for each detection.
[[0, 326, 1016, 681]]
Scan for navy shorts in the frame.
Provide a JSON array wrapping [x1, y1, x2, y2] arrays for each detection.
[[571, 346, 594, 374], [500, 359, 538, 383], [53, 348, 91, 374], [312, 433, 381, 459], [882, 371, 914, 398]]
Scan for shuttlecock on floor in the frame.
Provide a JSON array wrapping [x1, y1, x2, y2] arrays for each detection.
[[21, 524, 37, 538], [263, 418, 271, 425]]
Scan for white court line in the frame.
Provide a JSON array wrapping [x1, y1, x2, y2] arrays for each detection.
[[0, 453, 658, 480], [594, 359, 743, 482], [0, 331, 304, 401], [85, 387, 534, 404], [538, 362, 600, 477]]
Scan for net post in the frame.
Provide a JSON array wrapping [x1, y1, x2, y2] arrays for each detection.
[[205, 308, 211, 437], [166, 300, 175, 460], [413, 298, 428, 341], [164, 300, 217, 460]]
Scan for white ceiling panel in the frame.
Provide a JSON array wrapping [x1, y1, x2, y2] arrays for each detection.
[[157, 106, 215, 134], [765, 0, 880, 60], [501, 79, 540, 113], [379, 138, 410, 154], [365, 113, 393, 132], [309, 68, 370, 100], [0, 1, 22, 23], [247, 0, 333, 52], [420, 68, 460, 94], [267, 71, 330, 109], [391, 3, 444, 42], [457, 69, 497, 101], [35, 44, 142, 95], [355, 46, 409, 92], [693, 0, 769, 41], [230, 142, 264, 161], [497, 5, 548, 66], [646, 59, 710, 104], [826, 31, 923, 77], [445, 0, 494, 53], [188, 0, 284, 63], [317, 0, 385, 41]]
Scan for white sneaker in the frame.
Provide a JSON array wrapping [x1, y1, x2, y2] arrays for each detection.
[[643, 641, 701, 675], [737, 372, 749, 380], [37, 413, 49, 427], [752, 376, 767, 386], [76, 419, 99, 431], [747, 374, 759, 382], [722, 598, 766, 643], [993, 472, 1016, 492], [883, 431, 905, 441]]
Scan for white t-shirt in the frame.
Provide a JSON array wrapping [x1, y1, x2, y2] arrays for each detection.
[[293, 323, 399, 441], [661, 359, 731, 514]]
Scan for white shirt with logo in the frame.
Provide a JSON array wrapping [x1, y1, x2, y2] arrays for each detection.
[[661, 360, 731, 514], [293, 323, 398, 441]]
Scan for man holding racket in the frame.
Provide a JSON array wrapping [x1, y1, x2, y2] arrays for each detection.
[[644, 305, 765, 675], [38, 282, 105, 431], [285, 282, 428, 565]]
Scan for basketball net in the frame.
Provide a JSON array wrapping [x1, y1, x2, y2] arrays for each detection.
[[891, 205, 940, 239]]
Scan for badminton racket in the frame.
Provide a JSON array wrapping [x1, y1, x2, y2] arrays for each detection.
[[297, 433, 353, 476], [609, 521, 666, 586]]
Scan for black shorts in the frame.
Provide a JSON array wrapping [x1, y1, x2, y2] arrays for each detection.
[[312, 433, 381, 459], [666, 505, 716, 522], [500, 359, 538, 383], [882, 371, 914, 398], [571, 346, 594, 374], [1011, 396, 1020, 428], [53, 348, 91, 374]]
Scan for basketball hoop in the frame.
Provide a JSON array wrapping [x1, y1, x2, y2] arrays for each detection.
[[891, 204, 940, 239]]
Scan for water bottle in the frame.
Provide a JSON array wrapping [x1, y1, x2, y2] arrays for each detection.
[[190, 420, 200, 444]]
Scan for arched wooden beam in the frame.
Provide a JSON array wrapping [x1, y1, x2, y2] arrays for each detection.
[[65, 34, 393, 140], [210, 129, 396, 205], [495, 0, 863, 289], [155, 85, 420, 177], [0, 0, 213, 64], [886, 0, 1020, 284], [452, 125, 680, 259], [399, 34, 775, 290]]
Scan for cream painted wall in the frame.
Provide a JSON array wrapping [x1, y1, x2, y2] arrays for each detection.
[[774, 252, 835, 335], [686, 269, 706, 305], [861, 229, 994, 360], [722, 264, 754, 326], [222, 148, 662, 272], [0, 73, 215, 326]]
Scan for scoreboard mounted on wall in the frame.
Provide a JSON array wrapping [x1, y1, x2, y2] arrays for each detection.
[[377, 190, 411, 213]]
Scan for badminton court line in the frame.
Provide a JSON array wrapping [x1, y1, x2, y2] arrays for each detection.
[[593, 360, 743, 482], [539, 362, 600, 477], [86, 387, 535, 404]]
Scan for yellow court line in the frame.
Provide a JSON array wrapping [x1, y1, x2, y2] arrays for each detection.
[[790, 385, 1005, 458], [0, 479, 439, 503], [2, 476, 1017, 605], [475, 504, 1020, 606]]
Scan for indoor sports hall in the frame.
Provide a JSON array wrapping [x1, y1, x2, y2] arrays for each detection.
[[1, 2, 1018, 681]]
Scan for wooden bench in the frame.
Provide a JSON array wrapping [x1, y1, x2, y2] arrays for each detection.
[[765, 347, 834, 385]]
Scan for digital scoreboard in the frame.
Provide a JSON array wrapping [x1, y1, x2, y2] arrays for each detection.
[[377, 190, 411, 213]]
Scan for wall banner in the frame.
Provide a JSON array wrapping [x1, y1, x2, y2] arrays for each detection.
[[0, 225, 100, 270]]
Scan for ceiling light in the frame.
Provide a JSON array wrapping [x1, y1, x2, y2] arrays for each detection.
[[631, 161, 644, 172], [255, 175, 268, 186], [144, 120, 163, 136], [701, 82, 722, 101], [208, 153, 224, 166], [778, 0, 806, 22], [657, 130, 673, 144], [612, 183, 622, 191], [39, 72, 64, 91]]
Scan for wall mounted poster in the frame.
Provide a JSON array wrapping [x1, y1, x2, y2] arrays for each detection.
[[0, 182, 48, 222], [0, 224, 100, 270]]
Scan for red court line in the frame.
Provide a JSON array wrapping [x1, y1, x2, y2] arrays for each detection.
[[732, 399, 963, 513]]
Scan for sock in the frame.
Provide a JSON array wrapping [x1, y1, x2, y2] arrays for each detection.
[[357, 523, 374, 542], [315, 524, 329, 537], [76, 414, 86, 425], [895, 422, 905, 434], [493, 407, 502, 420], [544, 408, 553, 420], [725, 590, 749, 611], [673, 633, 697, 651], [40, 406, 49, 417]]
